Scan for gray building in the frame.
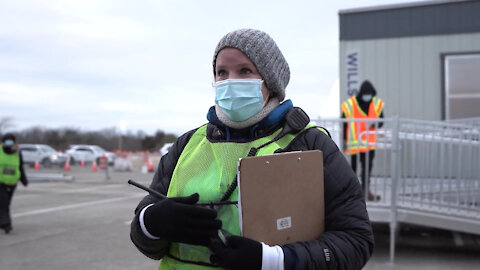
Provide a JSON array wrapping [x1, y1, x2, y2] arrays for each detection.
[[339, 0, 480, 120]]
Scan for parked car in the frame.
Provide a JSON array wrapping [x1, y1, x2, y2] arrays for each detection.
[[66, 145, 116, 165], [18, 144, 67, 168]]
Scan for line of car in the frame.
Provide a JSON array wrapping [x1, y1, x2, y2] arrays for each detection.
[[18, 144, 117, 168]]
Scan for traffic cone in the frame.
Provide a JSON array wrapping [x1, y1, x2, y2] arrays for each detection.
[[92, 159, 98, 172], [80, 160, 85, 167], [64, 156, 70, 171], [34, 160, 40, 170], [147, 157, 154, 172]]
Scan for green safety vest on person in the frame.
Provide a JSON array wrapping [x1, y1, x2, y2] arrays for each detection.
[[159, 123, 327, 270], [0, 147, 21, 186]]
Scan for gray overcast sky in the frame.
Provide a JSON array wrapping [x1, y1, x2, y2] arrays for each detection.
[[1, 0, 420, 136]]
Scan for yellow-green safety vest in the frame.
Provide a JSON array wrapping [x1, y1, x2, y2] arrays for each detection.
[[0, 147, 21, 186], [159, 123, 326, 270]]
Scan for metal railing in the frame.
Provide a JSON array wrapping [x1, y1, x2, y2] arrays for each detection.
[[313, 116, 480, 262]]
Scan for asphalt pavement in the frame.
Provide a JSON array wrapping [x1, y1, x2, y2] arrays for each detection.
[[1, 166, 479, 270]]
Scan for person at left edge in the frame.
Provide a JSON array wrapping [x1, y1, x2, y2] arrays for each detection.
[[0, 133, 28, 234], [130, 28, 374, 270]]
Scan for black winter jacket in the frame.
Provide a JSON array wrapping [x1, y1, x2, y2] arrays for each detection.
[[130, 107, 374, 270]]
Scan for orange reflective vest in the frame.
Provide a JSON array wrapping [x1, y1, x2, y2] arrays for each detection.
[[341, 96, 384, 154]]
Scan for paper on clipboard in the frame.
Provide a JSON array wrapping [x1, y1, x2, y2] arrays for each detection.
[[237, 150, 324, 246]]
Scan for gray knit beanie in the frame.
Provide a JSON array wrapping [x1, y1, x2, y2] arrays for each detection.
[[213, 29, 290, 101]]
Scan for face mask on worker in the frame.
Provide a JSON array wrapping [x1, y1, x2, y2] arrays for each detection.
[[214, 79, 264, 122], [2, 140, 16, 154], [361, 94, 373, 102]]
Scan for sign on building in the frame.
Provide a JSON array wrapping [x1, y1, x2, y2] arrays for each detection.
[[345, 49, 361, 97]]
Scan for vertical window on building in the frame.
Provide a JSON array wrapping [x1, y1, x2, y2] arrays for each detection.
[[444, 54, 480, 119]]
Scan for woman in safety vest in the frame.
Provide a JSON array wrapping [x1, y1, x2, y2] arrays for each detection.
[[130, 29, 374, 270], [0, 133, 28, 234]]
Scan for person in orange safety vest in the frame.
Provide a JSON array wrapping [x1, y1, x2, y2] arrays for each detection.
[[341, 81, 384, 201]]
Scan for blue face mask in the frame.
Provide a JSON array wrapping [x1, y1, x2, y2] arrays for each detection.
[[214, 79, 264, 122], [361, 94, 373, 102], [3, 140, 14, 146]]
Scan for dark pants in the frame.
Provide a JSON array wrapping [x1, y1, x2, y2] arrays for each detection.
[[350, 151, 375, 192], [0, 183, 16, 228]]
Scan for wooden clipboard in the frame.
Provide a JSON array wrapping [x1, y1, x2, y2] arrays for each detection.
[[237, 150, 325, 246]]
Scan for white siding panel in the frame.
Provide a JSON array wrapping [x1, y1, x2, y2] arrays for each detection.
[[409, 36, 425, 118], [399, 37, 415, 118], [423, 37, 442, 120]]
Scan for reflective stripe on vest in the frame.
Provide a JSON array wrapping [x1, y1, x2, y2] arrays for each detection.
[[0, 147, 21, 186], [159, 123, 325, 269], [341, 96, 384, 155]]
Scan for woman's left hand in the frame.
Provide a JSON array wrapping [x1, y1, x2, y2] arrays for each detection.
[[209, 235, 262, 270]]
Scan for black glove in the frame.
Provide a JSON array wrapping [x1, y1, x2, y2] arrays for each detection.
[[143, 193, 222, 246], [209, 235, 262, 270], [20, 178, 28, 187]]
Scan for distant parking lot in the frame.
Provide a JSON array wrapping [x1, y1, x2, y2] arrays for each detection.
[[1, 165, 479, 270]]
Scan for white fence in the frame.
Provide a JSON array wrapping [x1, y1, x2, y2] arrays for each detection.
[[313, 116, 480, 262]]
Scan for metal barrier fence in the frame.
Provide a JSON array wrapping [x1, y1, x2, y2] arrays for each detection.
[[448, 116, 480, 128], [313, 116, 480, 262]]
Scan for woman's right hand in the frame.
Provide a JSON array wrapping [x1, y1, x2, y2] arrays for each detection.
[[143, 193, 222, 246]]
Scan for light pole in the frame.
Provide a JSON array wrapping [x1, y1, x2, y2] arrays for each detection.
[[118, 120, 127, 151]]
